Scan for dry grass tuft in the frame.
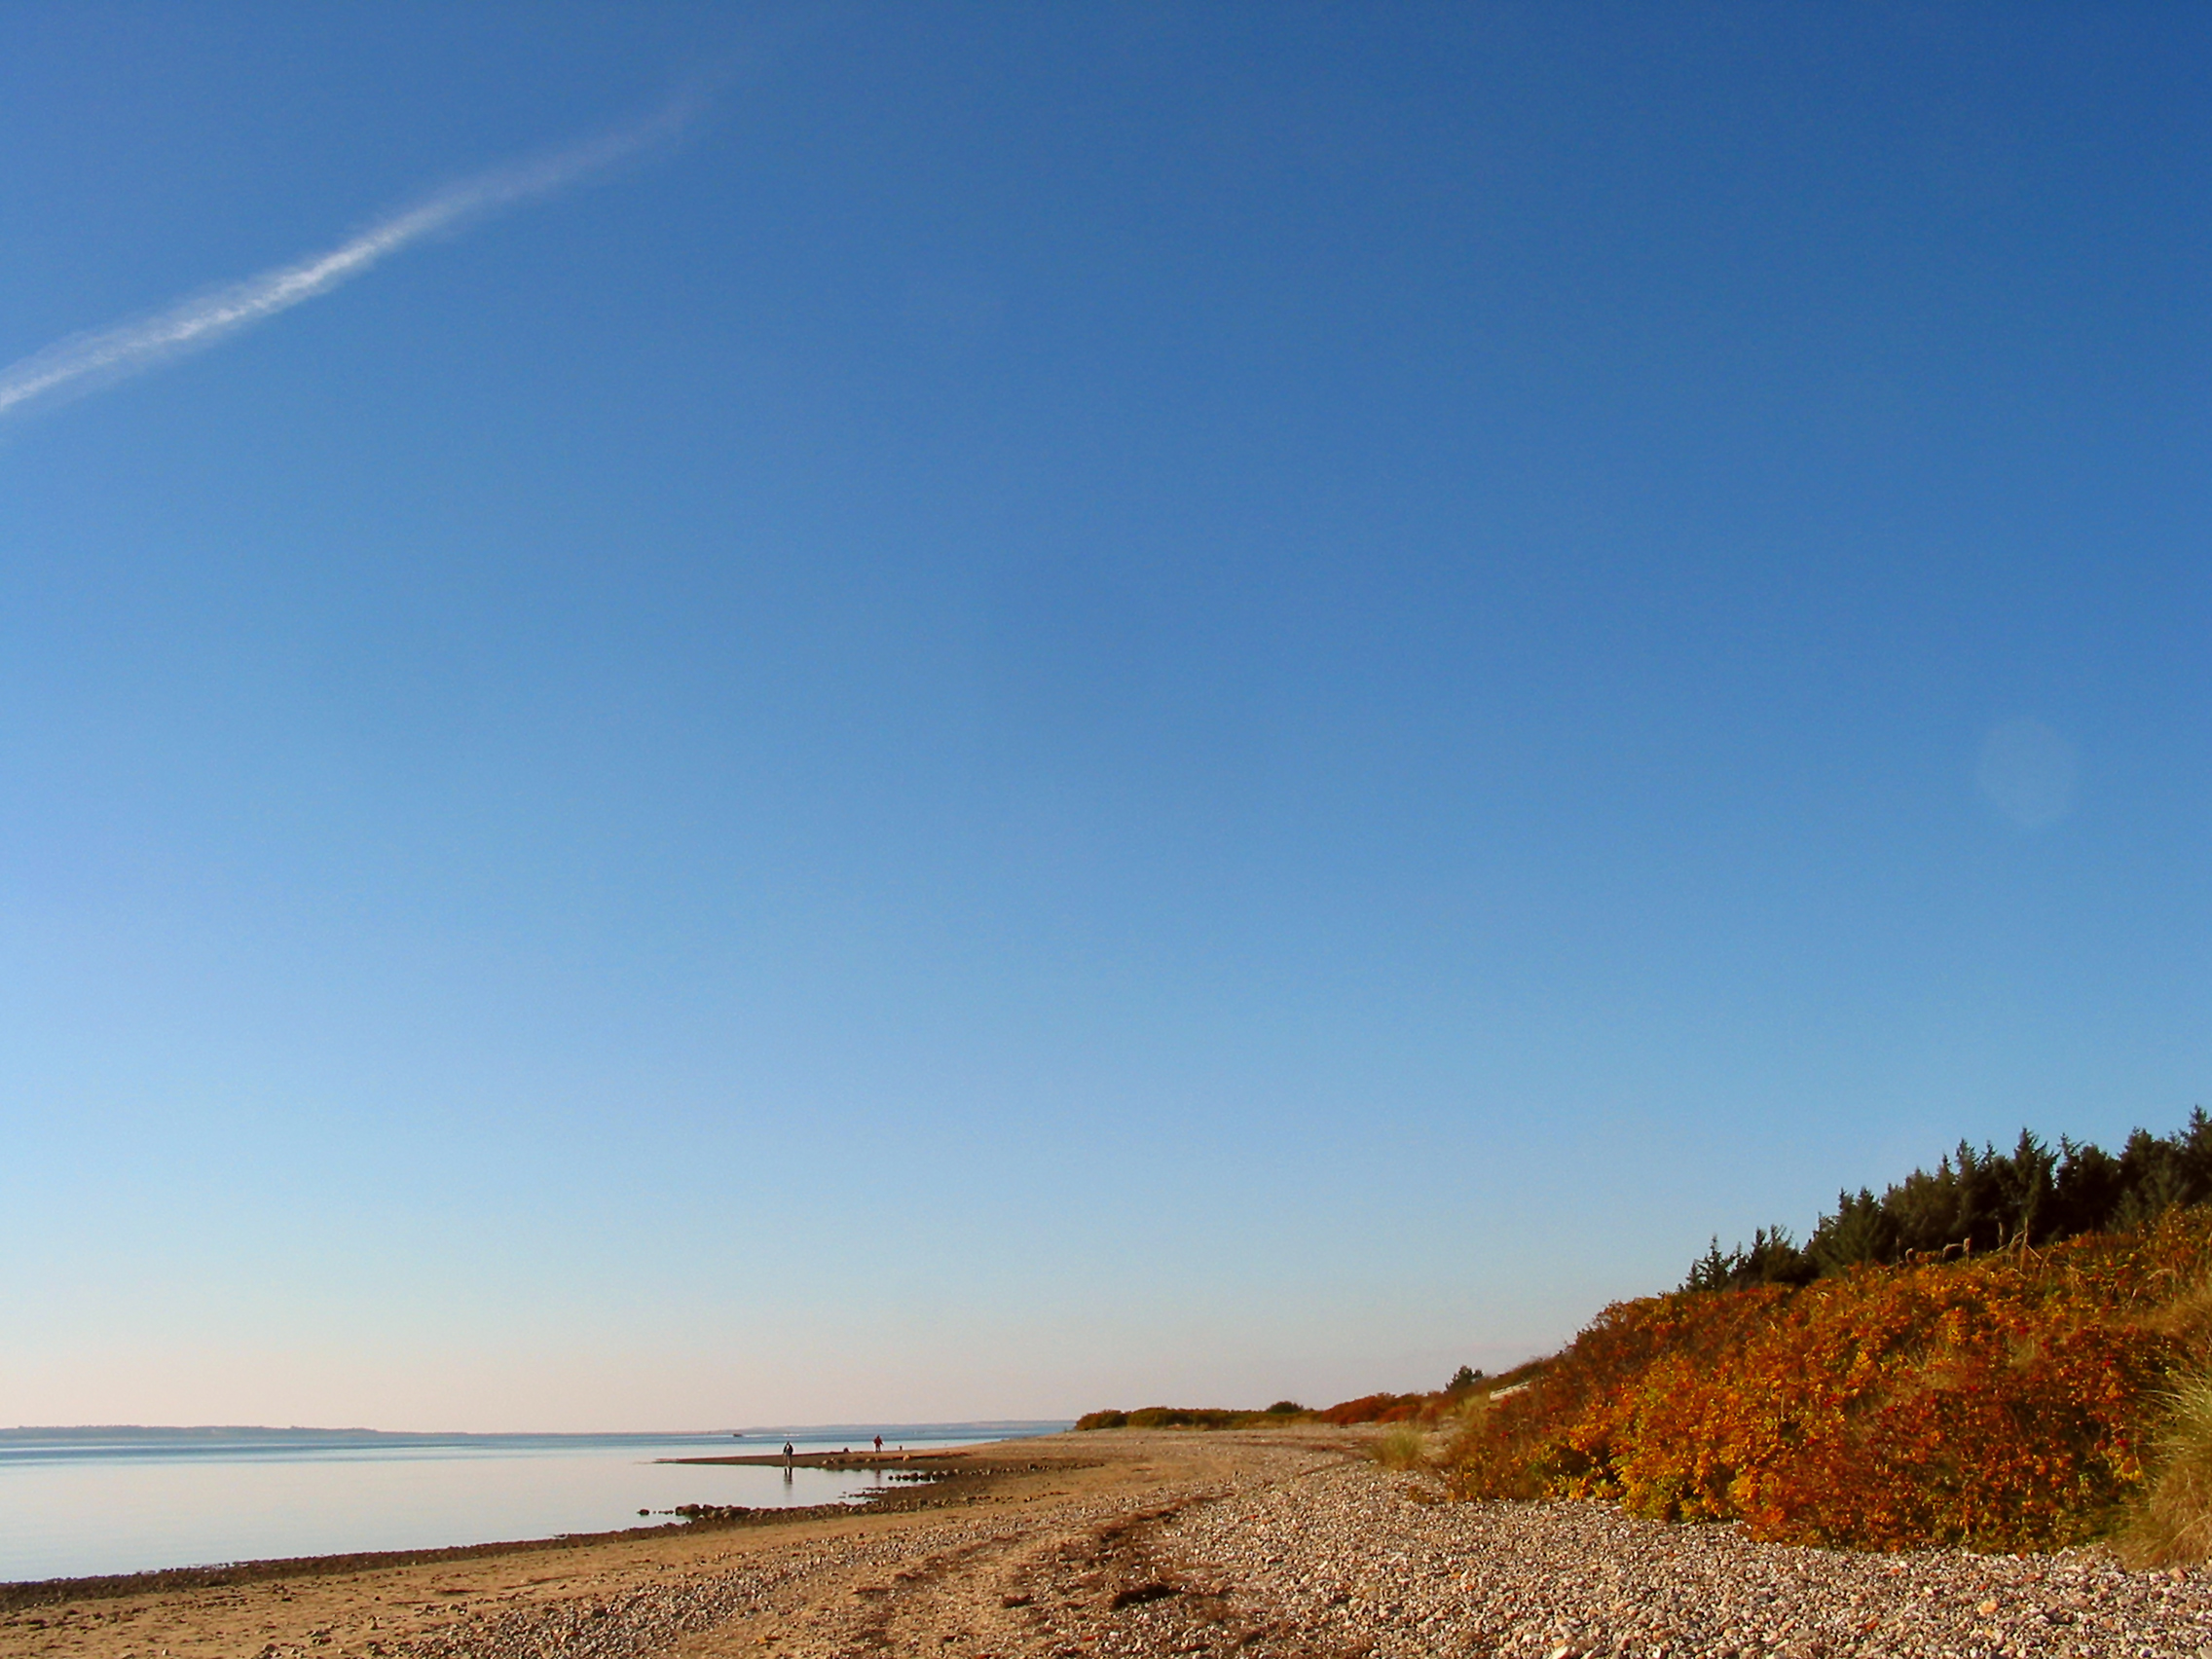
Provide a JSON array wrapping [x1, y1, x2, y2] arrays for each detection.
[[2121, 1373, 2212, 1567], [1374, 1423, 1428, 1472], [2148, 1276, 2212, 1354]]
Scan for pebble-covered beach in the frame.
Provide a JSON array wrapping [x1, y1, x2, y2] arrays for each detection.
[[1158, 1457, 2212, 1658], [9, 1432, 2211, 1659]]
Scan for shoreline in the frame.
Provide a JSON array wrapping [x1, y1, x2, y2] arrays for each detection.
[[0, 1509, 849, 1616], [0, 1445, 1068, 1613]]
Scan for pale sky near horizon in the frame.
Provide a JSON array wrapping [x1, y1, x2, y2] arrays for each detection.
[[4, 4, 2208, 1431]]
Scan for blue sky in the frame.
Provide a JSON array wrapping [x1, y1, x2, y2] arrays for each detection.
[[3, 4, 2207, 1430]]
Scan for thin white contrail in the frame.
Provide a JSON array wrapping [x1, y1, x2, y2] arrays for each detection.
[[0, 96, 696, 422]]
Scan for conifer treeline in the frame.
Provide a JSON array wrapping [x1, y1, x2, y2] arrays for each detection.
[[1684, 1108, 2212, 1292]]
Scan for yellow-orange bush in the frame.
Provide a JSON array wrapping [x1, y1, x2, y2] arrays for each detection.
[[1451, 1208, 2212, 1550]]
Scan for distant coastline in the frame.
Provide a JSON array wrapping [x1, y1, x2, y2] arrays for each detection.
[[0, 1422, 1069, 1441]]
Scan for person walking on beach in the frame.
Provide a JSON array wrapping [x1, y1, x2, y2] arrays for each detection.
[[783, 1440, 793, 1470], [873, 1434, 882, 1455]]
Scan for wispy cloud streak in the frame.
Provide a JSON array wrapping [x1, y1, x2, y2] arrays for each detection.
[[0, 97, 695, 421]]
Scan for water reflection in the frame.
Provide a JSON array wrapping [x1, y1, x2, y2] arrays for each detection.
[[0, 1427, 1060, 1584]]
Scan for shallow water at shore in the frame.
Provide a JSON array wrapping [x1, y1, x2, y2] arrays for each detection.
[[0, 1425, 1064, 1584]]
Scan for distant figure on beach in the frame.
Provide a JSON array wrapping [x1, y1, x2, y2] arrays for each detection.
[[783, 1440, 793, 1469], [873, 1434, 883, 1454]]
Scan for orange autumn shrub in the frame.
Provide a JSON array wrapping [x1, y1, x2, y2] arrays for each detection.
[[1319, 1391, 1454, 1425], [1316, 1393, 1403, 1425], [1452, 1207, 2212, 1550]]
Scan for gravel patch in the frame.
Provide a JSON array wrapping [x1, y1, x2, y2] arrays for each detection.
[[1158, 1460, 2212, 1659]]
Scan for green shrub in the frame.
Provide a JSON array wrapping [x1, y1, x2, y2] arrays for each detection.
[[1077, 1405, 1315, 1431], [1691, 1113, 2212, 1292]]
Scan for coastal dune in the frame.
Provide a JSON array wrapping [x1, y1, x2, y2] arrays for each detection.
[[7, 1428, 2211, 1658]]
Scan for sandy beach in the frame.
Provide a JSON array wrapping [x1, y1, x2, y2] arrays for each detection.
[[7, 1427, 2212, 1659]]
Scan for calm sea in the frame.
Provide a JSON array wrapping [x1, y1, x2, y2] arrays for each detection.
[[0, 1423, 1069, 1584]]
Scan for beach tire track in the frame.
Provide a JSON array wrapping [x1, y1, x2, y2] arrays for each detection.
[[778, 1492, 1245, 1658], [838, 1489, 1365, 1659]]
